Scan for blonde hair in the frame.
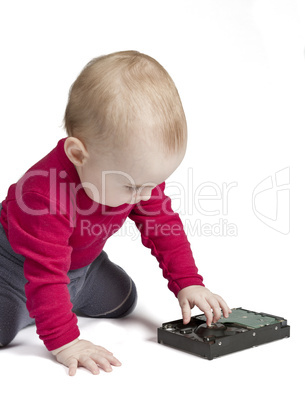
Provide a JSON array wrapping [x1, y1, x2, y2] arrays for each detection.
[[64, 50, 187, 154]]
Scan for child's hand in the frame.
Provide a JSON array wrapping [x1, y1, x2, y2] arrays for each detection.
[[51, 338, 122, 376], [177, 285, 232, 326]]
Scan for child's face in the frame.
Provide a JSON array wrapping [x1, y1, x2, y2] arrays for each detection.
[[71, 139, 186, 207]]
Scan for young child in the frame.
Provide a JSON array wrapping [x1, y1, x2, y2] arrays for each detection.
[[0, 50, 231, 375]]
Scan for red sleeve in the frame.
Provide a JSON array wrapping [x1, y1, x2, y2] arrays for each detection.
[[6, 192, 80, 351], [128, 182, 204, 297]]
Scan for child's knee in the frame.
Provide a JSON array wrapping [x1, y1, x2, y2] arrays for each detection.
[[0, 293, 34, 347], [0, 327, 17, 347], [110, 279, 138, 318], [78, 278, 138, 319]]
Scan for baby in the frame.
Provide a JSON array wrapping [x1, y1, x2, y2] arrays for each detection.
[[0, 50, 231, 375]]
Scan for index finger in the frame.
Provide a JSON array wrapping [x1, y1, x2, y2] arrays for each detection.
[[180, 299, 192, 325]]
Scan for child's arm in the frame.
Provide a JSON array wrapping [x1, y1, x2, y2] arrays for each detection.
[[51, 338, 121, 376], [7, 193, 120, 375], [128, 182, 204, 296], [129, 182, 231, 322], [6, 194, 80, 350]]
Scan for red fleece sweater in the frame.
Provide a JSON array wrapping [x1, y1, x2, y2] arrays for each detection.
[[0, 137, 204, 350]]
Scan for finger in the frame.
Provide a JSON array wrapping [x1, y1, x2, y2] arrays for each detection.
[[196, 299, 213, 326], [79, 356, 100, 375], [180, 300, 191, 324], [68, 358, 78, 376], [97, 345, 114, 355], [107, 354, 122, 367], [213, 294, 232, 318], [212, 306, 222, 323], [92, 354, 113, 372], [206, 299, 222, 323], [95, 346, 120, 364]]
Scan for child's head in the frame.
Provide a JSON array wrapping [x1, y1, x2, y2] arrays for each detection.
[[63, 50, 187, 206]]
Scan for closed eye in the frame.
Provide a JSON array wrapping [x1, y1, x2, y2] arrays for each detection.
[[125, 185, 155, 191]]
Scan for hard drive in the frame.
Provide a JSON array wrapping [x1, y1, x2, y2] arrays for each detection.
[[157, 307, 290, 360]]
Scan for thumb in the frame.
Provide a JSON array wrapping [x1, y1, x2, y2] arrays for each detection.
[[180, 300, 191, 325]]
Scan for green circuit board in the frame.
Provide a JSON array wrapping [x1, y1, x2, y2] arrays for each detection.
[[196, 308, 282, 329]]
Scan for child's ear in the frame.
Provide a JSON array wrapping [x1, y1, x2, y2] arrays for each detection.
[[64, 137, 90, 166]]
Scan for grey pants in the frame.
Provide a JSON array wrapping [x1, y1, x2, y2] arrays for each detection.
[[0, 203, 137, 347]]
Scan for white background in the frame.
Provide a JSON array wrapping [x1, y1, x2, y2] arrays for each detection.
[[0, 0, 304, 400]]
